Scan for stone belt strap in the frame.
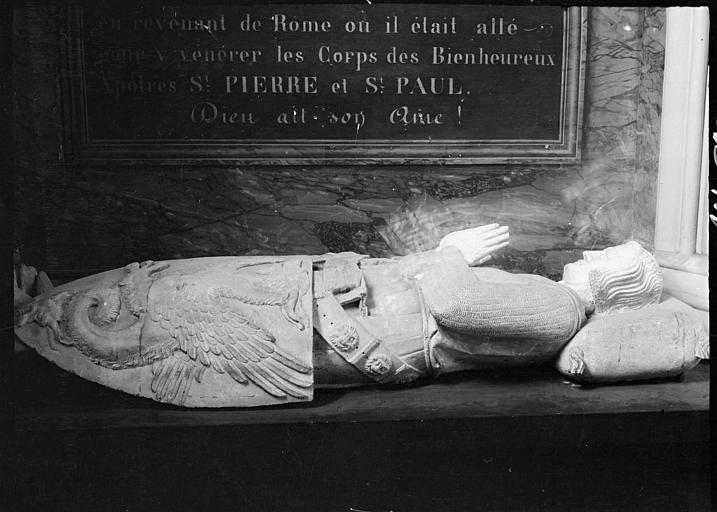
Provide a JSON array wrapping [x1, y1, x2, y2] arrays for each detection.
[[313, 291, 425, 384]]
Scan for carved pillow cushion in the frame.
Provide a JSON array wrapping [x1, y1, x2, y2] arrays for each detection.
[[556, 298, 709, 383]]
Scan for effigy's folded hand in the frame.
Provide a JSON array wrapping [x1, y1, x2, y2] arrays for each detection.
[[438, 223, 509, 266]]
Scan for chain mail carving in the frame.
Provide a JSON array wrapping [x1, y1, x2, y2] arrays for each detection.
[[419, 268, 586, 343], [588, 251, 663, 315]]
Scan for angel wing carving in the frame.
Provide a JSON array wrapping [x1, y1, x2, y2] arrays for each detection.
[[145, 268, 313, 405], [15, 258, 313, 406]]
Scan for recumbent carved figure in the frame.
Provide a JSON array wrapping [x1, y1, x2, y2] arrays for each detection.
[[14, 224, 708, 407]]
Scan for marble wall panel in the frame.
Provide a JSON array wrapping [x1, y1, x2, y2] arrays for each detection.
[[13, 7, 666, 281], [632, 7, 666, 246], [583, 8, 642, 161]]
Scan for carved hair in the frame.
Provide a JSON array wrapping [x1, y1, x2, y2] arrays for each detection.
[[588, 244, 662, 315]]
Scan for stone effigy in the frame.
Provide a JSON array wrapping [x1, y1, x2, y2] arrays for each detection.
[[14, 225, 708, 407]]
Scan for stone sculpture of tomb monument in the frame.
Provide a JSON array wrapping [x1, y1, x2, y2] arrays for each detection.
[[14, 224, 708, 407]]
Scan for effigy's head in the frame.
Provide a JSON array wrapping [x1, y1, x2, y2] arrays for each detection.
[[560, 241, 663, 315]]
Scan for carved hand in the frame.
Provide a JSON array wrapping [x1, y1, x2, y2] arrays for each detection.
[[438, 224, 510, 266]]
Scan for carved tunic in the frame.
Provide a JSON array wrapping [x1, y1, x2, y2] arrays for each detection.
[[313, 247, 587, 386]]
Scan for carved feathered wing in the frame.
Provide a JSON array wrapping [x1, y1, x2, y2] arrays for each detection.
[[147, 279, 312, 404]]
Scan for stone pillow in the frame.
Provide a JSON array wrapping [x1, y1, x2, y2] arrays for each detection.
[[556, 298, 709, 383]]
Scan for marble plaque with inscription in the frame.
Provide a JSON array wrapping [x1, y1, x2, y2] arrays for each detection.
[[63, 4, 586, 163]]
